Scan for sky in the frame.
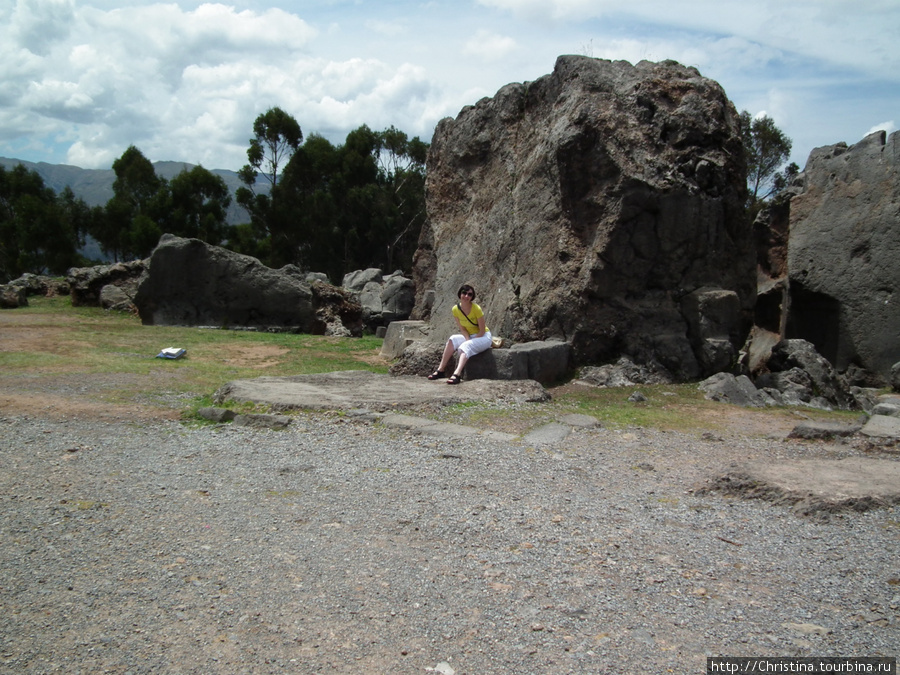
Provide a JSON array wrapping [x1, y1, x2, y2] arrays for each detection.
[[1, 0, 898, 172]]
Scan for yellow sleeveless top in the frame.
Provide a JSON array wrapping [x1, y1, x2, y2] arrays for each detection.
[[452, 302, 488, 334]]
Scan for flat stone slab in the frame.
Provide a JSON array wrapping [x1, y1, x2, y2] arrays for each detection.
[[861, 414, 900, 438], [213, 370, 548, 412], [872, 402, 900, 417], [381, 414, 518, 443], [787, 421, 863, 440], [703, 458, 900, 515], [523, 422, 572, 446], [557, 413, 601, 428]]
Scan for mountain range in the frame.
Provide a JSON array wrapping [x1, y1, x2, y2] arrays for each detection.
[[0, 156, 252, 226]]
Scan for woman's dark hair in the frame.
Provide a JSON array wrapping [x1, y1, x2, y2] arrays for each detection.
[[457, 284, 476, 300]]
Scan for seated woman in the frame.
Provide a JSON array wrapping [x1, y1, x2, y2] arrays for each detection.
[[428, 284, 492, 385]]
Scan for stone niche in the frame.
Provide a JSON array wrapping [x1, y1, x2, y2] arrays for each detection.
[[413, 55, 754, 380]]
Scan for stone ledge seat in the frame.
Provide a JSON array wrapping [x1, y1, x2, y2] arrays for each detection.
[[380, 320, 430, 360], [380, 321, 573, 385], [464, 340, 572, 385]]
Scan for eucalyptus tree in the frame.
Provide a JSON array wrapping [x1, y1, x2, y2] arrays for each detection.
[[236, 107, 303, 266], [166, 165, 231, 244]]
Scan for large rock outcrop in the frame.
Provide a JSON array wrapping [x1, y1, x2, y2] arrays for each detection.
[[134, 234, 362, 335], [786, 130, 900, 380], [413, 56, 753, 379]]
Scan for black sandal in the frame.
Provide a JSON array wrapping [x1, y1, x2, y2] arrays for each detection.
[[446, 374, 461, 385], [427, 369, 446, 380]]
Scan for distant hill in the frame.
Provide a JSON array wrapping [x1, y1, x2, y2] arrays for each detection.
[[0, 156, 253, 226]]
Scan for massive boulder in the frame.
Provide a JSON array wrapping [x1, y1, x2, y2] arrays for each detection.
[[413, 56, 753, 380], [786, 130, 900, 381], [134, 234, 362, 335]]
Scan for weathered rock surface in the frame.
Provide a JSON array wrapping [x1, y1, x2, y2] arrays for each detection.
[[134, 234, 361, 335], [213, 370, 550, 412], [464, 340, 572, 384], [0, 285, 27, 308], [698, 372, 773, 408], [757, 339, 856, 410], [787, 130, 900, 380], [98, 283, 136, 313], [7, 273, 69, 298], [385, 329, 571, 385], [233, 413, 293, 430], [577, 356, 674, 387], [414, 56, 753, 379], [380, 320, 430, 360], [702, 339, 867, 411], [702, 458, 900, 517], [67, 260, 147, 308], [388, 341, 445, 378], [197, 407, 236, 423], [342, 268, 415, 332], [786, 421, 863, 440], [860, 415, 900, 439]]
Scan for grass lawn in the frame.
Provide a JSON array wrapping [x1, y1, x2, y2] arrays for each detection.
[[0, 295, 864, 434]]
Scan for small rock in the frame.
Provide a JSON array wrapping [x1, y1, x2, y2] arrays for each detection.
[[782, 622, 830, 635], [233, 413, 292, 430], [787, 421, 861, 440], [197, 407, 236, 423]]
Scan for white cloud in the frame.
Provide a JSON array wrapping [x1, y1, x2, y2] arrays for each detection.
[[365, 18, 406, 37], [67, 138, 116, 170], [463, 30, 518, 61], [11, 0, 76, 56], [477, 0, 900, 79], [476, 0, 606, 21], [0, 0, 897, 173], [867, 120, 896, 137]]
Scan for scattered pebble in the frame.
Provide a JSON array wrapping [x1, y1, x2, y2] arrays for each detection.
[[0, 410, 897, 673]]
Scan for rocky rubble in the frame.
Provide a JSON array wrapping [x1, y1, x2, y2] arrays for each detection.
[[341, 268, 415, 333], [68, 260, 147, 309], [0, 272, 70, 308], [699, 339, 876, 412]]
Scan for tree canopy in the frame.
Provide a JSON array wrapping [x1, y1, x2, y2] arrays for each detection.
[[740, 111, 797, 212], [231, 114, 429, 281], [3, 112, 428, 285], [0, 164, 90, 282], [94, 147, 232, 261]]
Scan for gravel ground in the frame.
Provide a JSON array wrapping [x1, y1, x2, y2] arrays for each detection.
[[1, 408, 898, 674]]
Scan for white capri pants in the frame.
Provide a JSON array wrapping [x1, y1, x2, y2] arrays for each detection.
[[448, 332, 493, 358]]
